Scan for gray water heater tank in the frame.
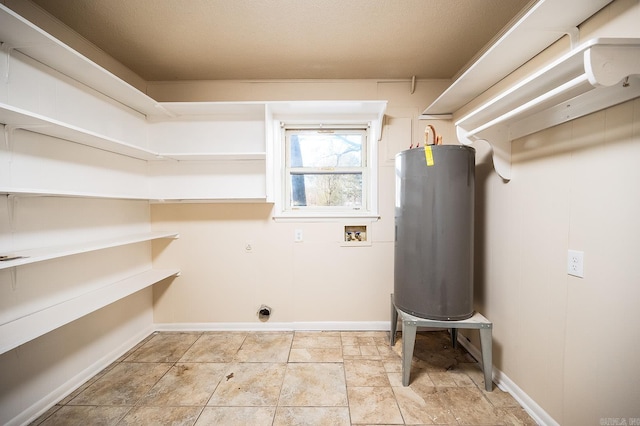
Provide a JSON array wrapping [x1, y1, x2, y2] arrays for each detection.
[[394, 145, 475, 320]]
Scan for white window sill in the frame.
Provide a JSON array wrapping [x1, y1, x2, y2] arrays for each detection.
[[272, 212, 380, 222]]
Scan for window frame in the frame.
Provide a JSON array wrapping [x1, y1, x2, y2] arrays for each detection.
[[273, 122, 379, 219]]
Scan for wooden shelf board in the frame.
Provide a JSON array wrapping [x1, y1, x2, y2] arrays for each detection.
[[0, 4, 164, 117], [0, 232, 178, 270], [423, 0, 614, 115], [0, 187, 151, 200], [157, 102, 266, 119], [0, 103, 159, 160], [150, 197, 270, 204], [0, 268, 180, 355], [158, 152, 267, 161]]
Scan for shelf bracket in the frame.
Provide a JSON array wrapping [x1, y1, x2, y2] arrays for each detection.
[[10, 267, 17, 291], [4, 196, 18, 290], [3, 124, 16, 150], [7, 194, 16, 226], [566, 27, 580, 49], [1, 42, 11, 83], [457, 125, 512, 181], [453, 39, 640, 182], [585, 44, 640, 87]]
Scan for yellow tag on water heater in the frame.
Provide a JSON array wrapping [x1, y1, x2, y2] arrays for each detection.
[[424, 145, 434, 166]]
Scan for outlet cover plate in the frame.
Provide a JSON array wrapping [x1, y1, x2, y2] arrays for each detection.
[[567, 249, 584, 278]]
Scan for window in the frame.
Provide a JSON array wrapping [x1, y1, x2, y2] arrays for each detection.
[[279, 125, 377, 217]]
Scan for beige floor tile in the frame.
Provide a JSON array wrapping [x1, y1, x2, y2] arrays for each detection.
[[455, 362, 487, 387], [292, 331, 342, 348], [428, 371, 459, 387], [37, 405, 130, 426], [496, 407, 539, 426], [118, 406, 202, 425], [438, 386, 504, 425], [295, 330, 342, 337], [360, 345, 382, 358], [482, 386, 522, 408], [407, 367, 436, 388], [116, 333, 156, 362], [208, 362, 286, 406], [344, 359, 390, 387], [341, 331, 386, 345], [392, 385, 437, 425], [377, 344, 401, 359], [288, 347, 343, 362], [412, 350, 458, 372], [279, 363, 348, 407], [340, 334, 361, 346], [387, 372, 404, 387], [124, 332, 200, 363], [67, 362, 172, 406], [402, 385, 457, 424], [347, 386, 404, 424], [273, 406, 351, 426], [234, 332, 293, 362], [342, 345, 362, 357], [341, 332, 385, 347], [196, 407, 276, 426], [42, 330, 538, 426], [179, 332, 247, 362], [383, 360, 402, 373], [341, 331, 396, 360], [57, 356, 126, 405], [139, 363, 228, 406]]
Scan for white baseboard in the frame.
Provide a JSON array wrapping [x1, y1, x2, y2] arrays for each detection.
[[14, 324, 155, 426], [154, 321, 391, 332], [456, 334, 559, 426]]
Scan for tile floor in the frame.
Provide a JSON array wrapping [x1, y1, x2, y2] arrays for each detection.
[[32, 330, 537, 425]]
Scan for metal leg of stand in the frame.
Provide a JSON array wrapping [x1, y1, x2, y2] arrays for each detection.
[[390, 294, 398, 346], [401, 320, 417, 386], [390, 294, 493, 390], [479, 326, 493, 391], [450, 328, 458, 348]]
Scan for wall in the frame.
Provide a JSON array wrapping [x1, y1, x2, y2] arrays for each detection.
[[467, 1, 640, 424], [148, 79, 452, 326], [0, 6, 160, 424], [2, 0, 639, 425], [0, 194, 158, 425]]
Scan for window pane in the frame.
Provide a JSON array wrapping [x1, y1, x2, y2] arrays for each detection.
[[290, 132, 362, 168], [290, 173, 362, 207]]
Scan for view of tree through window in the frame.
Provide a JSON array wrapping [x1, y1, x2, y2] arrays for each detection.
[[286, 129, 367, 209]]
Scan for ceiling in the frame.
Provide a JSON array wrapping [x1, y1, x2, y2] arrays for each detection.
[[30, 0, 533, 82]]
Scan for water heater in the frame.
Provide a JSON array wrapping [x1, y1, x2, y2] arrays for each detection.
[[394, 145, 475, 320]]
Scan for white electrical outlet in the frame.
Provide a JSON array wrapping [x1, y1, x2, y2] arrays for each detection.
[[567, 250, 584, 278], [294, 229, 303, 242]]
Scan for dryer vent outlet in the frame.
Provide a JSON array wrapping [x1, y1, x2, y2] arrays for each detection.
[[258, 305, 271, 321]]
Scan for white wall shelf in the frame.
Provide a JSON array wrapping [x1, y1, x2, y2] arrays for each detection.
[[0, 188, 151, 201], [0, 104, 267, 166], [1, 3, 386, 203], [455, 38, 640, 180], [150, 197, 270, 204], [159, 152, 266, 161], [0, 268, 180, 355], [0, 103, 159, 161], [0, 232, 178, 270], [0, 4, 167, 117], [268, 101, 387, 141], [422, 0, 614, 116], [154, 102, 267, 120]]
